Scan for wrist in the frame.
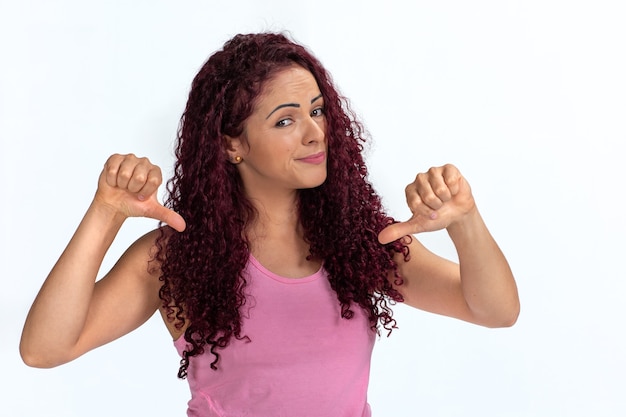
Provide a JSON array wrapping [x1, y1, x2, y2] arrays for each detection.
[[89, 195, 128, 228], [446, 207, 485, 243]]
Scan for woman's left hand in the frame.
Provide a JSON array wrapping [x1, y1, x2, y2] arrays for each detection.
[[378, 164, 476, 244]]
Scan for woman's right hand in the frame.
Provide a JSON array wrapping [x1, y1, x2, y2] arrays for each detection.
[[95, 153, 186, 232]]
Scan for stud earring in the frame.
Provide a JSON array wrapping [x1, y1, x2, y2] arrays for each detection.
[[234, 156, 243, 163]]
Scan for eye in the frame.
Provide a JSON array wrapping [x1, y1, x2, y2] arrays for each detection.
[[275, 118, 293, 127], [311, 107, 324, 117]]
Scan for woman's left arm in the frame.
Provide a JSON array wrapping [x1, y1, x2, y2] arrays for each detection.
[[379, 164, 520, 328]]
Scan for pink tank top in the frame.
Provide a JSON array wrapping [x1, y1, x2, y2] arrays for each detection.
[[174, 255, 375, 417]]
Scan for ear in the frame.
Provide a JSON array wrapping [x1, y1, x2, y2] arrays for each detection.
[[224, 134, 244, 162]]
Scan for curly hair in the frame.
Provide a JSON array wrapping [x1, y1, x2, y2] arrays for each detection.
[[155, 32, 408, 379]]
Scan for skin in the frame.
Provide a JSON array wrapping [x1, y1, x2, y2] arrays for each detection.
[[381, 165, 519, 326], [19, 66, 519, 369], [225, 66, 328, 277]]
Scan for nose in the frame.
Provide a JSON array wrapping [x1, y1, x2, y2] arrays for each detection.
[[303, 115, 325, 144]]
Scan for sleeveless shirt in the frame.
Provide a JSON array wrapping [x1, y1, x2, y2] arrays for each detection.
[[174, 255, 376, 417]]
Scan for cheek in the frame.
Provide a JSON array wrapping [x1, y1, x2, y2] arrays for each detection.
[[320, 122, 328, 141]]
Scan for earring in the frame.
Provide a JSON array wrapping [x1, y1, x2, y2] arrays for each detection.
[[234, 156, 243, 163]]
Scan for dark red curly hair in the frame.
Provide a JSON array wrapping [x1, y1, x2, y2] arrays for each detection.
[[155, 32, 408, 379]]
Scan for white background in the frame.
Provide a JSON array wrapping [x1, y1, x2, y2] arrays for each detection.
[[1, 1, 624, 416]]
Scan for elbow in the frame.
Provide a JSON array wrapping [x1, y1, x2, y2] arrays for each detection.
[[20, 345, 52, 369], [504, 298, 521, 327], [20, 349, 47, 369], [19, 341, 67, 369], [488, 313, 518, 328], [507, 304, 521, 327], [468, 296, 520, 328], [485, 302, 520, 329], [20, 353, 64, 369]]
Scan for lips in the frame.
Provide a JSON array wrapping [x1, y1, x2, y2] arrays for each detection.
[[297, 151, 326, 164]]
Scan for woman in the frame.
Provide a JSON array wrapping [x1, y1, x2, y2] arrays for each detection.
[[20, 33, 519, 416]]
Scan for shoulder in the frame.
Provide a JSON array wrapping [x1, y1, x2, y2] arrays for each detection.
[[111, 227, 173, 287], [125, 228, 164, 266]]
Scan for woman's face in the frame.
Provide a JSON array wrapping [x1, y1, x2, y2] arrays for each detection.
[[227, 65, 327, 198]]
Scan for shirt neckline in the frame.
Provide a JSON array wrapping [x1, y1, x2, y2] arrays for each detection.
[[248, 253, 325, 284]]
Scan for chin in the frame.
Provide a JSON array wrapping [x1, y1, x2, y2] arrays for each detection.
[[299, 173, 327, 190]]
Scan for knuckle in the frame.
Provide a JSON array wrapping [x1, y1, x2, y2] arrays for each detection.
[[117, 171, 132, 182], [407, 194, 422, 208], [105, 164, 118, 175], [105, 154, 121, 167], [434, 185, 449, 196], [422, 193, 438, 205], [133, 173, 147, 183], [146, 175, 161, 187]]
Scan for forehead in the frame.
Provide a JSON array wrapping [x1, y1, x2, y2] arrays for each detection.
[[256, 65, 321, 105]]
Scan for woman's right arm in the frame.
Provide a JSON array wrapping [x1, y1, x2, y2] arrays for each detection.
[[19, 154, 185, 368]]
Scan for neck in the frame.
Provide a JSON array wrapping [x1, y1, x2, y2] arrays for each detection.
[[245, 188, 301, 239], [243, 187, 321, 277]]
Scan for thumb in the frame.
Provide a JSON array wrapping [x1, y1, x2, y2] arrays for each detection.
[[377, 221, 415, 245], [145, 202, 187, 232]]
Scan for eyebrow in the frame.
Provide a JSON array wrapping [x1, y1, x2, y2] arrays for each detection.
[[265, 93, 324, 119]]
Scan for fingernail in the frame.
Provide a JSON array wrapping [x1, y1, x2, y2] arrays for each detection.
[[430, 212, 438, 220], [138, 194, 145, 201]]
